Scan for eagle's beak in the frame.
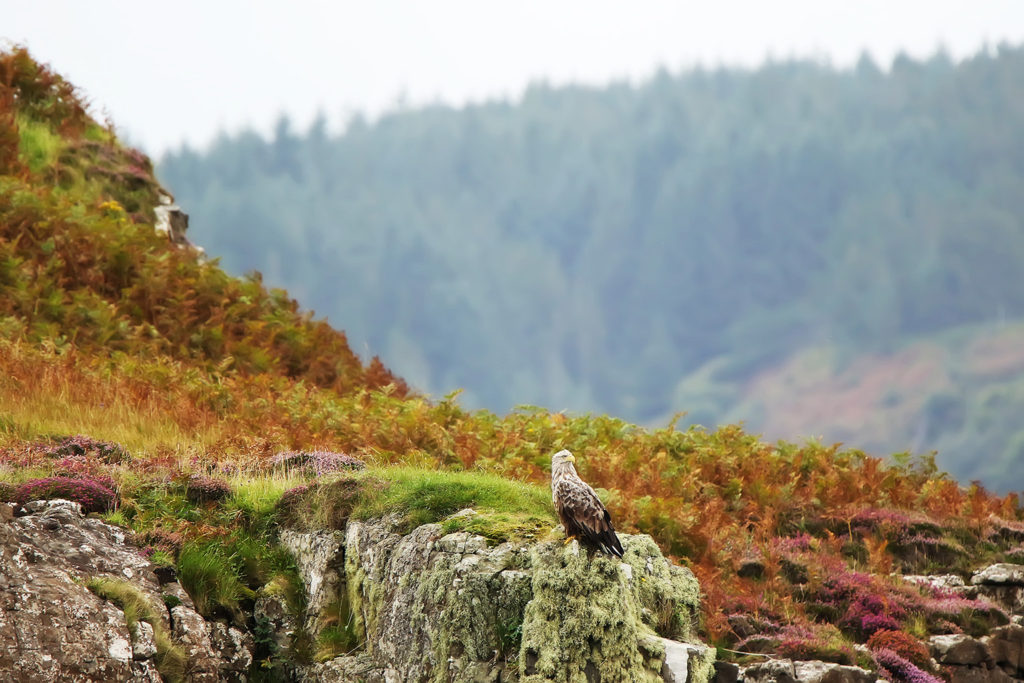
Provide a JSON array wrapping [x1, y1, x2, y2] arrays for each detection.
[[566, 454, 576, 463]]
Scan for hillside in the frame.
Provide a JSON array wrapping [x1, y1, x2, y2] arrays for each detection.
[[158, 46, 1024, 488], [682, 321, 1024, 487], [4, 47, 1024, 682]]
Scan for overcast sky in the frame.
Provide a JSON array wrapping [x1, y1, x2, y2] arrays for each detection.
[[5, 1, 1024, 155]]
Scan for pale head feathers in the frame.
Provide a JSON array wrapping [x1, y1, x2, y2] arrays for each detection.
[[551, 449, 576, 465]]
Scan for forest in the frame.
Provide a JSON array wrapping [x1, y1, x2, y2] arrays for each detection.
[[158, 46, 1024, 487]]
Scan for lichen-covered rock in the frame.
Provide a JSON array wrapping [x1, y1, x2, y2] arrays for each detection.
[[297, 653, 386, 682], [320, 514, 711, 683], [280, 528, 346, 638], [254, 590, 299, 657], [171, 605, 222, 681], [904, 574, 974, 596], [971, 565, 1024, 614], [644, 636, 713, 683], [132, 620, 158, 659], [520, 541, 651, 681], [0, 499, 164, 681], [345, 518, 533, 682], [519, 536, 708, 682], [0, 498, 252, 681], [210, 622, 256, 681]]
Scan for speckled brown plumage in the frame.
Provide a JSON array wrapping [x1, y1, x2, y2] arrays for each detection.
[[550, 449, 624, 557]]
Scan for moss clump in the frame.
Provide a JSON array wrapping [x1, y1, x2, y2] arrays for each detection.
[[621, 534, 702, 640], [17, 115, 62, 173], [518, 535, 711, 683], [520, 542, 649, 682]]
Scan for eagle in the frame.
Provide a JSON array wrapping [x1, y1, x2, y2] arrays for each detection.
[[550, 449, 624, 557]]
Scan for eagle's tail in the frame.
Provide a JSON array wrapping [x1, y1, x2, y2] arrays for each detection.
[[600, 530, 624, 557]]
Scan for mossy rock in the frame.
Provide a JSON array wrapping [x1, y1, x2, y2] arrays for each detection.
[[519, 535, 708, 683]]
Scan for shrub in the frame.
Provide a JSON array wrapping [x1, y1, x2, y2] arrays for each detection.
[[873, 648, 944, 683], [867, 630, 933, 671], [44, 435, 129, 463], [269, 450, 365, 476], [53, 458, 116, 490], [274, 484, 312, 528], [0, 481, 13, 502], [185, 475, 232, 504], [14, 476, 117, 513], [139, 528, 184, 553], [777, 638, 856, 665]]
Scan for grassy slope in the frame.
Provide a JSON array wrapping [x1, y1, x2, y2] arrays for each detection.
[[2, 47, 1024, 680]]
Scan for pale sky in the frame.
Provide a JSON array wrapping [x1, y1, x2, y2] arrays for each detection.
[[5, 1, 1024, 155]]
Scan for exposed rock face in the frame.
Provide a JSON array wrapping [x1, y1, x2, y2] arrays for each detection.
[[930, 634, 990, 666], [280, 528, 346, 638], [985, 625, 1024, 678], [287, 513, 713, 682], [0, 500, 253, 682], [972, 564, 1024, 614], [154, 193, 203, 256], [743, 659, 877, 683]]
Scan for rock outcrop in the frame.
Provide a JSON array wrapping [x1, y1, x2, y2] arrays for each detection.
[[742, 659, 877, 683], [285, 513, 714, 682], [0, 500, 252, 682]]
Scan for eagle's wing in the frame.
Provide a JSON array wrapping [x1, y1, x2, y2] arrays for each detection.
[[554, 476, 624, 557]]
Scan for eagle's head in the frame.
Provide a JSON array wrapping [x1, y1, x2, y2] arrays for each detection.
[[551, 449, 577, 471]]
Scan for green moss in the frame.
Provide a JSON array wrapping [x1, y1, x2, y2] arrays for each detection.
[[86, 577, 188, 683], [353, 467, 554, 532], [315, 595, 360, 661]]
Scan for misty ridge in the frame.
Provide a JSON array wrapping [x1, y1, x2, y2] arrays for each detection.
[[158, 45, 1024, 488]]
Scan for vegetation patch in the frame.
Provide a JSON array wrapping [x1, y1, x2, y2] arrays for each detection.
[[185, 475, 233, 504], [281, 467, 555, 542], [13, 475, 117, 513], [268, 450, 365, 476], [176, 540, 255, 623]]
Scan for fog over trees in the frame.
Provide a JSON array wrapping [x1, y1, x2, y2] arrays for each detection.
[[159, 46, 1024, 483]]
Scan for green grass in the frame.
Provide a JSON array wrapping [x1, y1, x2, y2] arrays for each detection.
[[17, 115, 62, 172], [315, 595, 361, 661], [289, 466, 556, 542], [226, 473, 307, 534], [176, 540, 255, 622], [86, 577, 188, 682]]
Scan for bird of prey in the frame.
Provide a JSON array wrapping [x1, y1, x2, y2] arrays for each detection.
[[550, 449, 624, 557]]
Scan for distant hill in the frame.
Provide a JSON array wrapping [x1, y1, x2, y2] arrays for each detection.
[[159, 46, 1024, 488]]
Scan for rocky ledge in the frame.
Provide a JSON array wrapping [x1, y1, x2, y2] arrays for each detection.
[[0, 500, 252, 682], [285, 511, 713, 682]]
